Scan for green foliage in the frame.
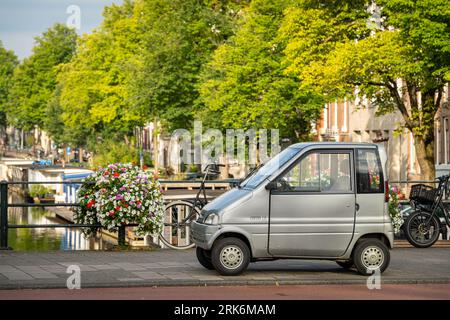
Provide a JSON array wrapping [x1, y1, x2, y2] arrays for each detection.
[[56, 0, 145, 147], [130, 0, 247, 132], [198, 0, 323, 141], [0, 41, 18, 127], [7, 24, 77, 131], [92, 139, 138, 168], [29, 184, 52, 198], [280, 0, 450, 178]]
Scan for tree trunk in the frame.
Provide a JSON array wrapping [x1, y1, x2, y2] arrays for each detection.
[[413, 135, 435, 181]]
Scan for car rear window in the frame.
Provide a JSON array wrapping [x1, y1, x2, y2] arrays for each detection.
[[356, 148, 384, 193]]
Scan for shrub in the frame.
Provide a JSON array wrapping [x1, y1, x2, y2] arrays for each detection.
[[29, 185, 51, 198]]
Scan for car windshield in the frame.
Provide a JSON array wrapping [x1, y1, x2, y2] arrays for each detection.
[[239, 146, 301, 189]]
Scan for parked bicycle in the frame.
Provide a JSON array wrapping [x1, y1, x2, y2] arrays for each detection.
[[158, 163, 225, 249], [404, 174, 450, 248]]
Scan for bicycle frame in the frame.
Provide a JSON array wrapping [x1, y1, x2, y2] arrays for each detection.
[[411, 175, 450, 228], [190, 163, 224, 211]]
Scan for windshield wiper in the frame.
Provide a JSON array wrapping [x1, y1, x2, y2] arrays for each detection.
[[238, 163, 263, 189]]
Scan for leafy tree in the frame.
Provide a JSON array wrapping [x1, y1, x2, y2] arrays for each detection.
[[7, 24, 77, 131], [56, 0, 146, 148], [130, 0, 247, 132], [0, 41, 18, 130], [281, 0, 450, 180], [198, 0, 324, 141]]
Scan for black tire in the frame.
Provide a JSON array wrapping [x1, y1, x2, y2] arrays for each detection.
[[211, 237, 250, 276], [159, 200, 200, 249], [196, 247, 214, 270], [404, 211, 440, 248], [336, 260, 354, 269], [353, 239, 390, 276]]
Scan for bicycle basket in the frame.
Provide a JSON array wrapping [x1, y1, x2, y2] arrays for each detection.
[[409, 184, 437, 204]]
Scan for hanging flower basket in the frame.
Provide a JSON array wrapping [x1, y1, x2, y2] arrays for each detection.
[[75, 163, 164, 237]]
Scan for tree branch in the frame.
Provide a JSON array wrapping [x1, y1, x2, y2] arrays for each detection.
[[387, 80, 414, 130]]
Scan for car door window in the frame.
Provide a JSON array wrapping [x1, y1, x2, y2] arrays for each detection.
[[277, 151, 352, 192], [356, 149, 383, 193]]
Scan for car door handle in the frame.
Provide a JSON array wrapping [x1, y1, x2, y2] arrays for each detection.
[[355, 203, 360, 211]]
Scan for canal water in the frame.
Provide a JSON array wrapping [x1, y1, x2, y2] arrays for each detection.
[[7, 193, 115, 251]]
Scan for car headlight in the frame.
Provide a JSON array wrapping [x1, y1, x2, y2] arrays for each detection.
[[204, 213, 219, 225]]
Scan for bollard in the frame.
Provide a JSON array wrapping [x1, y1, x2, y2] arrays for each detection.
[[118, 225, 126, 246], [0, 180, 10, 250]]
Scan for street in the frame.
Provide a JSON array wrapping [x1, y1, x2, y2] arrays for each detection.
[[0, 247, 449, 292]]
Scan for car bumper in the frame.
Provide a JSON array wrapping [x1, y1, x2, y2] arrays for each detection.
[[191, 221, 220, 250]]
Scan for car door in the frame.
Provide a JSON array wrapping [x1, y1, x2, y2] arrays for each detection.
[[354, 148, 386, 233], [268, 149, 356, 257]]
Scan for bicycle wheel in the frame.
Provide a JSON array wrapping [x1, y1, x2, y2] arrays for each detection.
[[404, 210, 440, 248], [159, 200, 200, 250]]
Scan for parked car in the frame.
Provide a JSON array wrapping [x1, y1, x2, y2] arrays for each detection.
[[192, 142, 393, 276]]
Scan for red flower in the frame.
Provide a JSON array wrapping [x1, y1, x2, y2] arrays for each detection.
[[115, 206, 121, 211], [113, 172, 120, 178], [108, 211, 115, 217], [87, 200, 95, 209]]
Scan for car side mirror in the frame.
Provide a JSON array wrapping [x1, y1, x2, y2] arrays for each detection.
[[265, 181, 277, 191]]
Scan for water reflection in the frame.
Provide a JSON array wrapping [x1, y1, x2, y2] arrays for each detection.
[[7, 192, 114, 251]]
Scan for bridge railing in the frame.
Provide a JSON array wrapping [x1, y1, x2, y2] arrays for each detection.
[[0, 179, 238, 250]]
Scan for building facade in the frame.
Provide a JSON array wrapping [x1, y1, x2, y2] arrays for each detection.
[[316, 84, 450, 182]]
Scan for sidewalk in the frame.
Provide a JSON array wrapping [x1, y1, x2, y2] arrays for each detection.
[[0, 248, 449, 289]]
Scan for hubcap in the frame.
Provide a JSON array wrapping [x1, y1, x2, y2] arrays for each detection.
[[220, 245, 244, 270], [361, 246, 384, 271]]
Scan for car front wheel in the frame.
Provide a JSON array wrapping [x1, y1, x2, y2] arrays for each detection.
[[211, 237, 250, 276], [196, 247, 214, 270]]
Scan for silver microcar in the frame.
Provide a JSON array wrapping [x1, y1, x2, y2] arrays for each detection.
[[192, 142, 393, 276]]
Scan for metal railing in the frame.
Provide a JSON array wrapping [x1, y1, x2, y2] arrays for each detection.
[[389, 179, 450, 201], [0, 180, 138, 250], [0, 179, 238, 250]]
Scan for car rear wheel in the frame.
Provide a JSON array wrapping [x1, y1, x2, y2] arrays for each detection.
[[211, 237, 250, 276], [353, 239, 390, 276]]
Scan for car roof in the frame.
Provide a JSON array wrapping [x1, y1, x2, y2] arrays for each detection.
[[289, 142, 378, 149]]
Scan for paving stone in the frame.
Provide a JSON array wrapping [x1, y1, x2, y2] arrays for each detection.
[[15, 266, 58, 279], [1, 271, 34, 281], [164, 272, 195, 280], [117, 278, 145, 282], [39, 265, 67, 274], [132, 271, 166, 280], [111, 263, 147, 271], [86, 265, 121, 271], [137, 263, 163, 269]]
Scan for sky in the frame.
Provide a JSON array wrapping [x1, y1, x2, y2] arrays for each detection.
[[0, 0, 123, 59]]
